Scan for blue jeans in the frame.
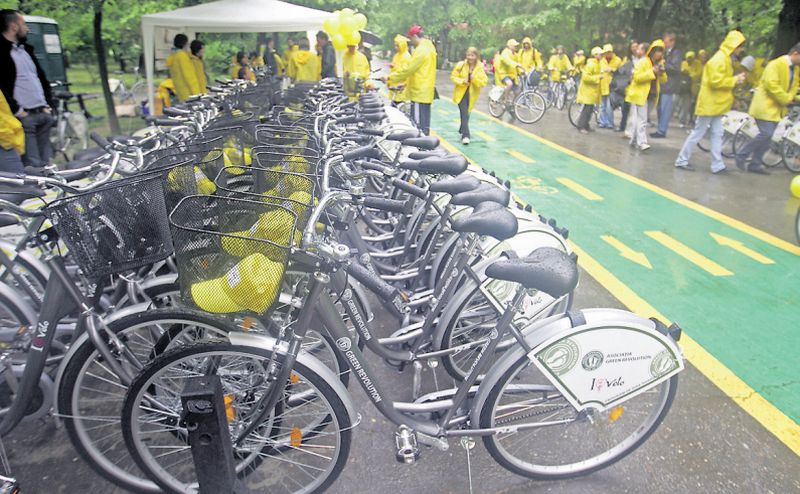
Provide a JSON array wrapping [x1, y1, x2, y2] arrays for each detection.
[[656, 93, 674, 136], [412, 102, 431, 135], [0, 147, 24, 174], [675, 115, 725, 172], [735, 119, 777, 168], [598, 95, 614, 128]]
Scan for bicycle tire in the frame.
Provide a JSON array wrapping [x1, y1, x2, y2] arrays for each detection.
[[782, 139, 800, 172], [121, 342, 352, 494], [0, 281, 36, 333], [567, 101, 582, 129], [698, 131, 735, 158], [57, 309, 241, 493], [513, 91, 547, 124], [488, 94, 506, 118], [479, 353, 677, 480]]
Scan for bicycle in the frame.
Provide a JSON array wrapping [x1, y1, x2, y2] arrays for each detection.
[[488, 68, 547, 124], [49, 81, 97, 161]]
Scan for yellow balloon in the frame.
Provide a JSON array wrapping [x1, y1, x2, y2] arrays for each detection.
[[340, 15, 357, 34], [791, 175, 800, 198], [353, 13, 367, 30], [340, 7, 355, 18], [345, 30, 361, 46], [331, 33, 346, 50]]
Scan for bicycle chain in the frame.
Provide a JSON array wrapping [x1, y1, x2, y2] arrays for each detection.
[[494, 403, 571, 425]]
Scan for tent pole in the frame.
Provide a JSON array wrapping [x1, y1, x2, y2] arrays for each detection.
[[142, 22, 156, 116]]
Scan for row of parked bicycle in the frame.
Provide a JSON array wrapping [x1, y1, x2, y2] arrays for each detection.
[[0, 69, 684, 493]]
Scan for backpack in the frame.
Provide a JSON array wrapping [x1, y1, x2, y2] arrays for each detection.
[[611, 61, 633, 97]]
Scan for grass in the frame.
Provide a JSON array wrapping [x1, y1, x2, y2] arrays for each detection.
[[65, 66, 148, 137]]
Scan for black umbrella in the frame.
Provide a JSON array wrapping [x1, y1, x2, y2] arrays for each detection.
[[359, 30, 382, 45]]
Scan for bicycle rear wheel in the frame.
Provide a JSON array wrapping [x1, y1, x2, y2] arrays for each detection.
[[479, 353, 677, 480], [513, 91, 547, 124], [488, 95, 506, 118], [782, 139, 800, 172], [121, 343, 352, 494], [567, 101, 583, 128]]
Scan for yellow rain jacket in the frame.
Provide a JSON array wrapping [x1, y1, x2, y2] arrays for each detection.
[[166, 49, 202, 101], [343, 50, 371, 80], [625, 40, 667, 106], [496, 47, 520, 83], [451, 60, 488, 112], [573, 54, 586, 71], [576, 57, 602, 105], [387, 38, 437, 104], [285, 45, 299, 79], [517, 38, 543, 72], [189, 54, 207, 94], [0, 91, 23, 154], [390, 35, 412, 102], [492, 53, 502, 85], [695, 30, 746, 116], [547, 54, 573, 81], [748, 55, 800, 122], [292, 50, 321, 82], [600, 54, 622, 96]]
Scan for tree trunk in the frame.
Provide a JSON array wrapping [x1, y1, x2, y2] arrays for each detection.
[[93, 4, 120, 135], [773, 0, 800, 58], [631, 0, 664, 41]]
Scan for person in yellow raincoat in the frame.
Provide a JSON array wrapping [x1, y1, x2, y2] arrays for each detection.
[[189, 40, 208, 95], [675, 30, 747, 172], [518, 37, 543, 73], [451, 47, 488, 144], [599, 43, 622, 128], [496, 39, 523, 105], [389, 35, 412, 104], [230, 51, 256, 81], [735, 43, 800, 173], [677, 50, 699, 126], [290, 38, 321, 83], [386, 25, 437, 135], [284, 38, 298, 79], [625, 40, 666, 150], [572, 50, 586, 72], [343, 44, 371, 99], [166, 34, 202, 101], [0, 90, 24, 173], [575, 47, 603, 133], [547, 45, 573, 82], [492, 48, 503, 85]]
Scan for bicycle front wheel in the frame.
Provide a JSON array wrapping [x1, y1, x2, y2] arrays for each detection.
[[513, 91, 547, 124], [488, 96, 506, 118], [781, 139, 800, 172], [567, 101, 583, 129], [479, 353, 677, 480], [121, 343, 352, 494]]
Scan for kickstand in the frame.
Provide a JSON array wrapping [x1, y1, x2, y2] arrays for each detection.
[[460, 436, 475, 494]]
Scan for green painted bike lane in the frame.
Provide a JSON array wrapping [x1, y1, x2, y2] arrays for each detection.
[[432, 100, 800, 424]]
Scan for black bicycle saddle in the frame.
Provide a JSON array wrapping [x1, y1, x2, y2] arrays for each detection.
[[485, 247, 578, 298]]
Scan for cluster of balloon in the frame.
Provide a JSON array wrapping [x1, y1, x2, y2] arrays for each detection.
[[791, 175, 800, 198], [323, 8, 368, 50]]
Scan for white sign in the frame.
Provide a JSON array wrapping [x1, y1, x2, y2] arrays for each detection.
[[531, 325, 683, 411], [43, 34, 61, 54]]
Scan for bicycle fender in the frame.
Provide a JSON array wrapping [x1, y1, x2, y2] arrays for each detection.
[[0, 239, 51, 279], [227, 332, 358, 424], [469, 309, 684, 428], [0, 281, 37, 326]]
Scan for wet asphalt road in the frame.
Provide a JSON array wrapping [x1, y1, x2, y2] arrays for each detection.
[[5, 70, 800, 493]]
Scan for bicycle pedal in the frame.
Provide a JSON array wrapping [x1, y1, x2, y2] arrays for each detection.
[[394, 425, 420, 464]]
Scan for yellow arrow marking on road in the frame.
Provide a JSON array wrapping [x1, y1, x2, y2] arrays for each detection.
[[645, 231, 734, 276], [601, 235, 653, 269], [556, 177, 603, 201], [475, 131, 496, 142], [709, 232, 775, 264], [506, 149, 535, 163]]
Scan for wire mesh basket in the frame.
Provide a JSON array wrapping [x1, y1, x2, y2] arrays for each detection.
[[43, 175, 174, 280], [169, 194, 297, 315]]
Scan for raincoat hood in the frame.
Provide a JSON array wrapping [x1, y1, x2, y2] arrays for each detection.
[[719, 30, 746, 56], [647, 39, 665, 58], [522, 36, 532, 47], [685, 51, 696, 59], [394, 35, 409, 54], [294, 50, 313, 65]]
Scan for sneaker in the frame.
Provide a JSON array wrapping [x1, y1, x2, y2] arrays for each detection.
[[650, 132, 666, 138], [639, 144, 651, 151], [462, 136, 470, 145], [749, 166, 770, 175], [675, 163, 695, 171], [579, 129, 589, 135], [711, 167, 729, 174]]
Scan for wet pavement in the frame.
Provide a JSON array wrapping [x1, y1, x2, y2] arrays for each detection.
[[5, 72, 800, 492]]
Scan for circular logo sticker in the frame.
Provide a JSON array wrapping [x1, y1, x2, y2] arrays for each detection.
[[336, 337, 351, 352], [538, 338, 580, 376], [650, 350, 677, 377], [581, 350, 605, 371]]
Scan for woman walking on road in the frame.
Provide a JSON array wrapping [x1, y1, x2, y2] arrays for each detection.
[[625, 40, 666, 151], [451, 46, 488, 144], [575, 46, 604, 134]]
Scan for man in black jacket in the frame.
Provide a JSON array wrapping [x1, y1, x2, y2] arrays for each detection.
[[1, 9, 54, 168], [316, 31, 337, 79], [652, 32, 682, 138]]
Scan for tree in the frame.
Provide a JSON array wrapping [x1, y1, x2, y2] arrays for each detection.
[[774, 0, 800, 57], [91, 0, 119, 134]]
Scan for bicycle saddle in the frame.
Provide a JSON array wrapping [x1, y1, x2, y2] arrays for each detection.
[[402, 136, 440, 150], [53, 90, 73, 100], [408, 149, 446, 160], [0, 213, 18, 228], [450, 182, 510, 207], [0, 185, 46, 205], [485, 247, 578, 299], [429, 174, 480, 195], [417, 155, 468, 176], [66, 147, 106, 169], [386, 130, 421, 142], [451, 201, 518, 240]]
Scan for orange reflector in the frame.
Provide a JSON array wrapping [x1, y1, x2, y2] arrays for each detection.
[[224, 394, 235, 422], [290, 373, 300, 384], [241, 317, 256, 331], [290, 427, 302, 447], [608, 405, 624, 423], [200, 258, 209, 270]]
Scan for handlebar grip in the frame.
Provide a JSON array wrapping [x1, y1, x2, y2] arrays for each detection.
[[358, 128, 385, 137], [342, 134, 372, 144], [339, 101, 358, 110], [359, 160, 391, 174], [344, 261, 400, 302], [90, 132, 111, 149], [362, 196, 409, 214], [392, 178, 427, 199], [152, 118, 185, 126], [336, 115, 359, 124], [342, 145, 379, 161]]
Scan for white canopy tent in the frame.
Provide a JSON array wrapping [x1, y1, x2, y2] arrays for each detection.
[[141, 0, 334, 111]]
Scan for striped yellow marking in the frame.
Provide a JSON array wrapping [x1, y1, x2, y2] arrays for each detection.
[[556, 177, 603, 201], [709, 232, 775, 265], [475, 108, 800, 257], [645, 230, 733, 276], [506, 149, 535, 163], [569, 241, 800, 456], [434, 127, 800, 456], [475, 130, 496, 142], [600, 234, 652, 269]]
